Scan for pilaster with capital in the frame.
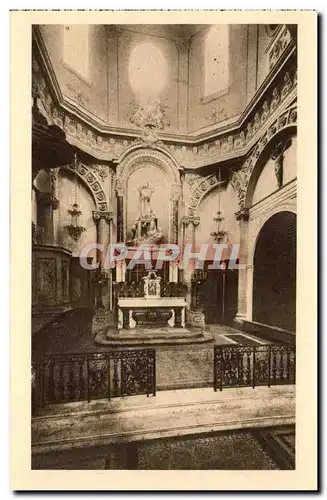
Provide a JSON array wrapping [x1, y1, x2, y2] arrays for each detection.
[[170, 183, 182, 245], [92, 210, 114, 310], [234, 207, 250, 324], [180, 214, 200, 309]]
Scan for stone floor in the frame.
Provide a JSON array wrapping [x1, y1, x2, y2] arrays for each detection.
[[33, 319, 271, 390], [32, 385, 295, 470], [34, 319, 269, 357]]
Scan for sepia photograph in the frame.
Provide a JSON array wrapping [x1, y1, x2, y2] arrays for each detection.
[[10, 9, 317, 490]]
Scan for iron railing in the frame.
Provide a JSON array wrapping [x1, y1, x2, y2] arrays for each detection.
[[214, 344, 295, 391], [32, 349, 156, 412]]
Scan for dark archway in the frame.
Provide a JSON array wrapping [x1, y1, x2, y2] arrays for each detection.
[[253, 211, 296, 332]]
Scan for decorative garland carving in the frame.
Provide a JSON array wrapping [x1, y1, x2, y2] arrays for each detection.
[[64, 163, 109, 212], [230, 103, 297, 210]]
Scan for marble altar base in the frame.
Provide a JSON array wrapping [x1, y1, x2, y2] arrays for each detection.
[[94, 326, 213, 347]]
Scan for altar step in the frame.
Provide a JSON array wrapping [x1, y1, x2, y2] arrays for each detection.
[[95, 327, 213, 346]]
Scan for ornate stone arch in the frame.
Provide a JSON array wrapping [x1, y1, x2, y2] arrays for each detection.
[[187, 174, 225, 218], [230, 104, 297, 210], [117, 144, 181, 187], [115, 145, 182, 243], [61, 163, 109, 212]]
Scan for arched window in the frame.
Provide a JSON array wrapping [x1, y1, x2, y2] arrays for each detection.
[[129, 42, 168, 101], [204, 25, 229, 99], [62, 25, 90, 81]]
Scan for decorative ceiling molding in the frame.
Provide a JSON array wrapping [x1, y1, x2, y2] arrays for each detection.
[[32, 25, 297, 171], [230, 103, 297, 210]]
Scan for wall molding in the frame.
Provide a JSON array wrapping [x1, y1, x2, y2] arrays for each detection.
[[230, 103, 297, 210], [32, 25, 297, 171]]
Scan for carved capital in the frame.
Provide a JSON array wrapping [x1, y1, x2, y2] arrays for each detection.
[[92, 211, 114, 223], [235, 207, 249, 222], [174, 37, 192, 53], [181, 215, 200, 227], [192, 216, 201, 227], [115, 179, 125, 197], [181, 216, 190, 227]]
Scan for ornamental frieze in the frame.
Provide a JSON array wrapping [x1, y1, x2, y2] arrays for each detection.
[[187, 174, 224, 218], [230, 103, 297, 210], [32, 48, 297, 170], [64, 162, 109, 212]]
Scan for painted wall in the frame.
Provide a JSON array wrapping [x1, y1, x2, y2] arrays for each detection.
[[126, 165, 170, 243], [115, 29, 179, 132], [56, 169, 98, 259], [188, 25, 248, 133], [196, 183, 240, 247], [252, 136, 297, 205], [246, 25, 283, 104], [39, 25, 109, 123], [38, 24, 288, 133]]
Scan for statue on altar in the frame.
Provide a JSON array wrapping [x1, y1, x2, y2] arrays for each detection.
[[139, 181, 154, 218], [127, 182, 163, 246]]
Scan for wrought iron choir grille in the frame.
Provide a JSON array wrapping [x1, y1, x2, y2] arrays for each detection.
[[32, 349, 156, 412], [214, 344, 295, 391]]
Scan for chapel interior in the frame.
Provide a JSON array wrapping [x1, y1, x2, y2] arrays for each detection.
[[31, 23, 297, 470]]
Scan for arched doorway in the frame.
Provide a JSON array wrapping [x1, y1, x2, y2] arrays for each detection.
[[253, 211, 296, 331]]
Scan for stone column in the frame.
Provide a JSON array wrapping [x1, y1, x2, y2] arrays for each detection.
[[234, 207, 250, 326], [93, 211, 114, 311], [172, 199, 179, 244], [170, 184, 181, 281], [115, 179, 125, 243], [180, 215, 200, 308], [246, 264, 254, 321]]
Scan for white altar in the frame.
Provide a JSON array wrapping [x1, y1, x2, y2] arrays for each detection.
[[117, 271, 187, 330]]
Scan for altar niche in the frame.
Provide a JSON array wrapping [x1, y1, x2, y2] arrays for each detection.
[[117, 270, 187, 330], [127, 181, 163, 246]]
